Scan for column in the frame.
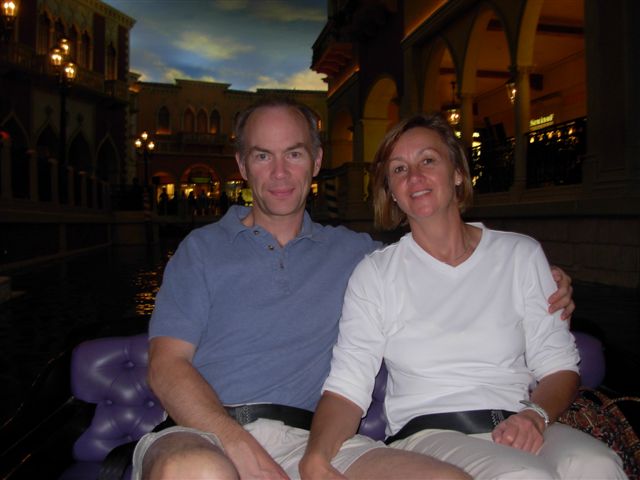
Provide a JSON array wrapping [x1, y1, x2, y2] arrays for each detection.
[[49, 158, 59, 205], [79, 172, 88, 208], [511, 65, 532, 195], [459, 92, 475, 150], [0, 135, 11, 199], [67, 166, 75, 206], [29, 149, 38, 201]]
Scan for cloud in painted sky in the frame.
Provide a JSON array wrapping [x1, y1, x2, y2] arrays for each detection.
[[253, 3, 325, 22], [252, 69, 326, 91], [213, 0, 324, 22], [104, 0, 327, 91], [175, 32, 254, 61]]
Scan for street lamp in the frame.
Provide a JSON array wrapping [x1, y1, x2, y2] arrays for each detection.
[[50, 37, 76, 165], [444, 81, 460, 127], [135, 132, 156, 242], [1, 1, 18, 42], [134, 131, 155, 187]]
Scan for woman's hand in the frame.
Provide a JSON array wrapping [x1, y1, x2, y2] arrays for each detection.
[[299, 452, 347, 480], [548, 266, 575, 321], [491, 410, 546, 454]]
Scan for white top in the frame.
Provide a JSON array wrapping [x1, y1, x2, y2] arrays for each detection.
[[323, 223, 580, 436]]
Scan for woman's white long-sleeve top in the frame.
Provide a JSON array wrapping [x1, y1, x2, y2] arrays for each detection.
[[322, 223, 580, 436]]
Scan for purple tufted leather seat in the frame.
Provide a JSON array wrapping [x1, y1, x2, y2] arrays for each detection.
[[60, 334, 165, 479], [59, 330, 605, 478]]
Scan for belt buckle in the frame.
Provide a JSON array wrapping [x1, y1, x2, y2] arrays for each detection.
[[490, 410, 505, 428], [236, 404, 254, 425]]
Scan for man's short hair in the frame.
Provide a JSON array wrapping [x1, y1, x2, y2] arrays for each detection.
[[234, 97, 323, 160]]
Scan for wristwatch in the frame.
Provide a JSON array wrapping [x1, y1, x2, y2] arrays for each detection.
[[519, 400, 550, 426]]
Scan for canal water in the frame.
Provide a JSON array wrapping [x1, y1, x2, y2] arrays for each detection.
[[0, 242, 176, 425]]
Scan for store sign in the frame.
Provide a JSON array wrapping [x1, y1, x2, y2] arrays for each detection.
[[530, 114, 554, 131]]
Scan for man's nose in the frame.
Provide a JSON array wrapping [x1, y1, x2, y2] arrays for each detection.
[[272, 158, 290, 178]]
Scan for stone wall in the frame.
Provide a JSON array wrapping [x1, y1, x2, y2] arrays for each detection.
[[474, 216, 640, 289]]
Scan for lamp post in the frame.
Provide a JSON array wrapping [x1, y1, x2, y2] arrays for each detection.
[[1, 1, 18, 42], [135, 132, 155, 243], [50, 38, 76, 166], [134, 131, 155, 188], [444, 81, 461, 127]]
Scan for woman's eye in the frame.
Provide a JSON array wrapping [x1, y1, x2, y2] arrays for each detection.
[[422, 157, 433, 165], [392, 165, 406, 174]]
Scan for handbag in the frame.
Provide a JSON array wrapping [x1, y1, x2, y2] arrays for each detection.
[[558, 387, 640, 479]]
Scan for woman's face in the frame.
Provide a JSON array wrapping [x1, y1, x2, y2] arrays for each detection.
[[386, 127, 462, 223]]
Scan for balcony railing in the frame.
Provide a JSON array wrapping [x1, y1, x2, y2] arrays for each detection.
[[526, 117, 586, 188], [471, 137, 515, 194], [471, 116, 587, 193]]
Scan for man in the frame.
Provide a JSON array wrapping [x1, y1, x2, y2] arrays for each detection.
[[132, 98, 573, 479]]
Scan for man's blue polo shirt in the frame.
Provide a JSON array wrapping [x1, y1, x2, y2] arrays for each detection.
[[150, 205, 378, 411]]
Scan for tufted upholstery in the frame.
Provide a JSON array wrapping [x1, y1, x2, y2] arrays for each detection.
[[58, 334, 165, 479], [61, 330, 605, 477]]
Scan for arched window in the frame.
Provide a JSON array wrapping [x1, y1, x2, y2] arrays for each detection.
[[196, 109, 208, 133], [210, 110, 221, 134], [68, 26, 79, 63], [106, 43, 117, 80], [37, 13, 52, 55], [231, 111, 240, 139], [183, 109, 195, 133], [157, 106, 171, 134], [82, 32, 91, 69], [54, 19, 65, 42]]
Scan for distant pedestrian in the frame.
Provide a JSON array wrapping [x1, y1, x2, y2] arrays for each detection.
[[219, 190, 229, 214]]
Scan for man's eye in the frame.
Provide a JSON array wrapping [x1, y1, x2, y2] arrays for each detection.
[[289, 151, 303, 159], [256, 153, 268, 160]]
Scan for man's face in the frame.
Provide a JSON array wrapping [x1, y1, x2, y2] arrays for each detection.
[[236, 106, 322, 222]]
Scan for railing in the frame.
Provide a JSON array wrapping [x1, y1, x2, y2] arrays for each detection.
[[471, 116, 587, 193], [470, 138, 515, 194], [526, 117, 586, 188]]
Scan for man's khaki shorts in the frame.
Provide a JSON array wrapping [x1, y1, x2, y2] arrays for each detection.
[[132, 418, 385, 479]]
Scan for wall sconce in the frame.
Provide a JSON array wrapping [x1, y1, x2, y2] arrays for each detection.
[[505, 71, 543, 105], [505, 76, 517, 105]]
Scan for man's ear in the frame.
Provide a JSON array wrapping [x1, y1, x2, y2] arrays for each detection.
[[235, 153, 248, 180], [312, 147, 323, 177]]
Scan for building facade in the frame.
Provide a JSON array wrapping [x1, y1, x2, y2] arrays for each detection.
[[131, 80, 327, 214], [1, 0, 134, 266], [312, 0, 640, 288], [0, 0, 328, 266]]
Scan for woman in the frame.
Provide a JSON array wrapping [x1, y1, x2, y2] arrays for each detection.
[[299, 113, 625, 479]]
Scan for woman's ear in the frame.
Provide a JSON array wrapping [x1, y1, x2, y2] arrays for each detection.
[[454, 170, 463, 186]]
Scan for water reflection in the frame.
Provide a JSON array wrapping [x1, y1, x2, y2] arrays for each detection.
[[0, 243, 175, 424]]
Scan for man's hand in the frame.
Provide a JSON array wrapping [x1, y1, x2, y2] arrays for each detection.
[[299, 451, 347, 480], [548, 266, 575, 321], [224, 428, 289, 480], [492, 410, 546, 454]]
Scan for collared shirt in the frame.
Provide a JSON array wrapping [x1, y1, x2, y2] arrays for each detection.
[[150, 205, 378, 410]]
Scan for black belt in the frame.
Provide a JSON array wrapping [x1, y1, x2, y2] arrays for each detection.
[[225, 403, 314, 430], [385, 409, 516, 444]]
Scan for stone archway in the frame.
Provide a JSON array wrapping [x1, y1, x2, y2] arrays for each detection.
[[330, 109, 353, 168], [36, 124, 57, 202], [362, 77, 399, 163], [3, 118, 30, 199]]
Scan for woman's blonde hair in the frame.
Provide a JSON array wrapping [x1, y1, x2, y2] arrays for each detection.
[[371, 112, 473, 231]]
